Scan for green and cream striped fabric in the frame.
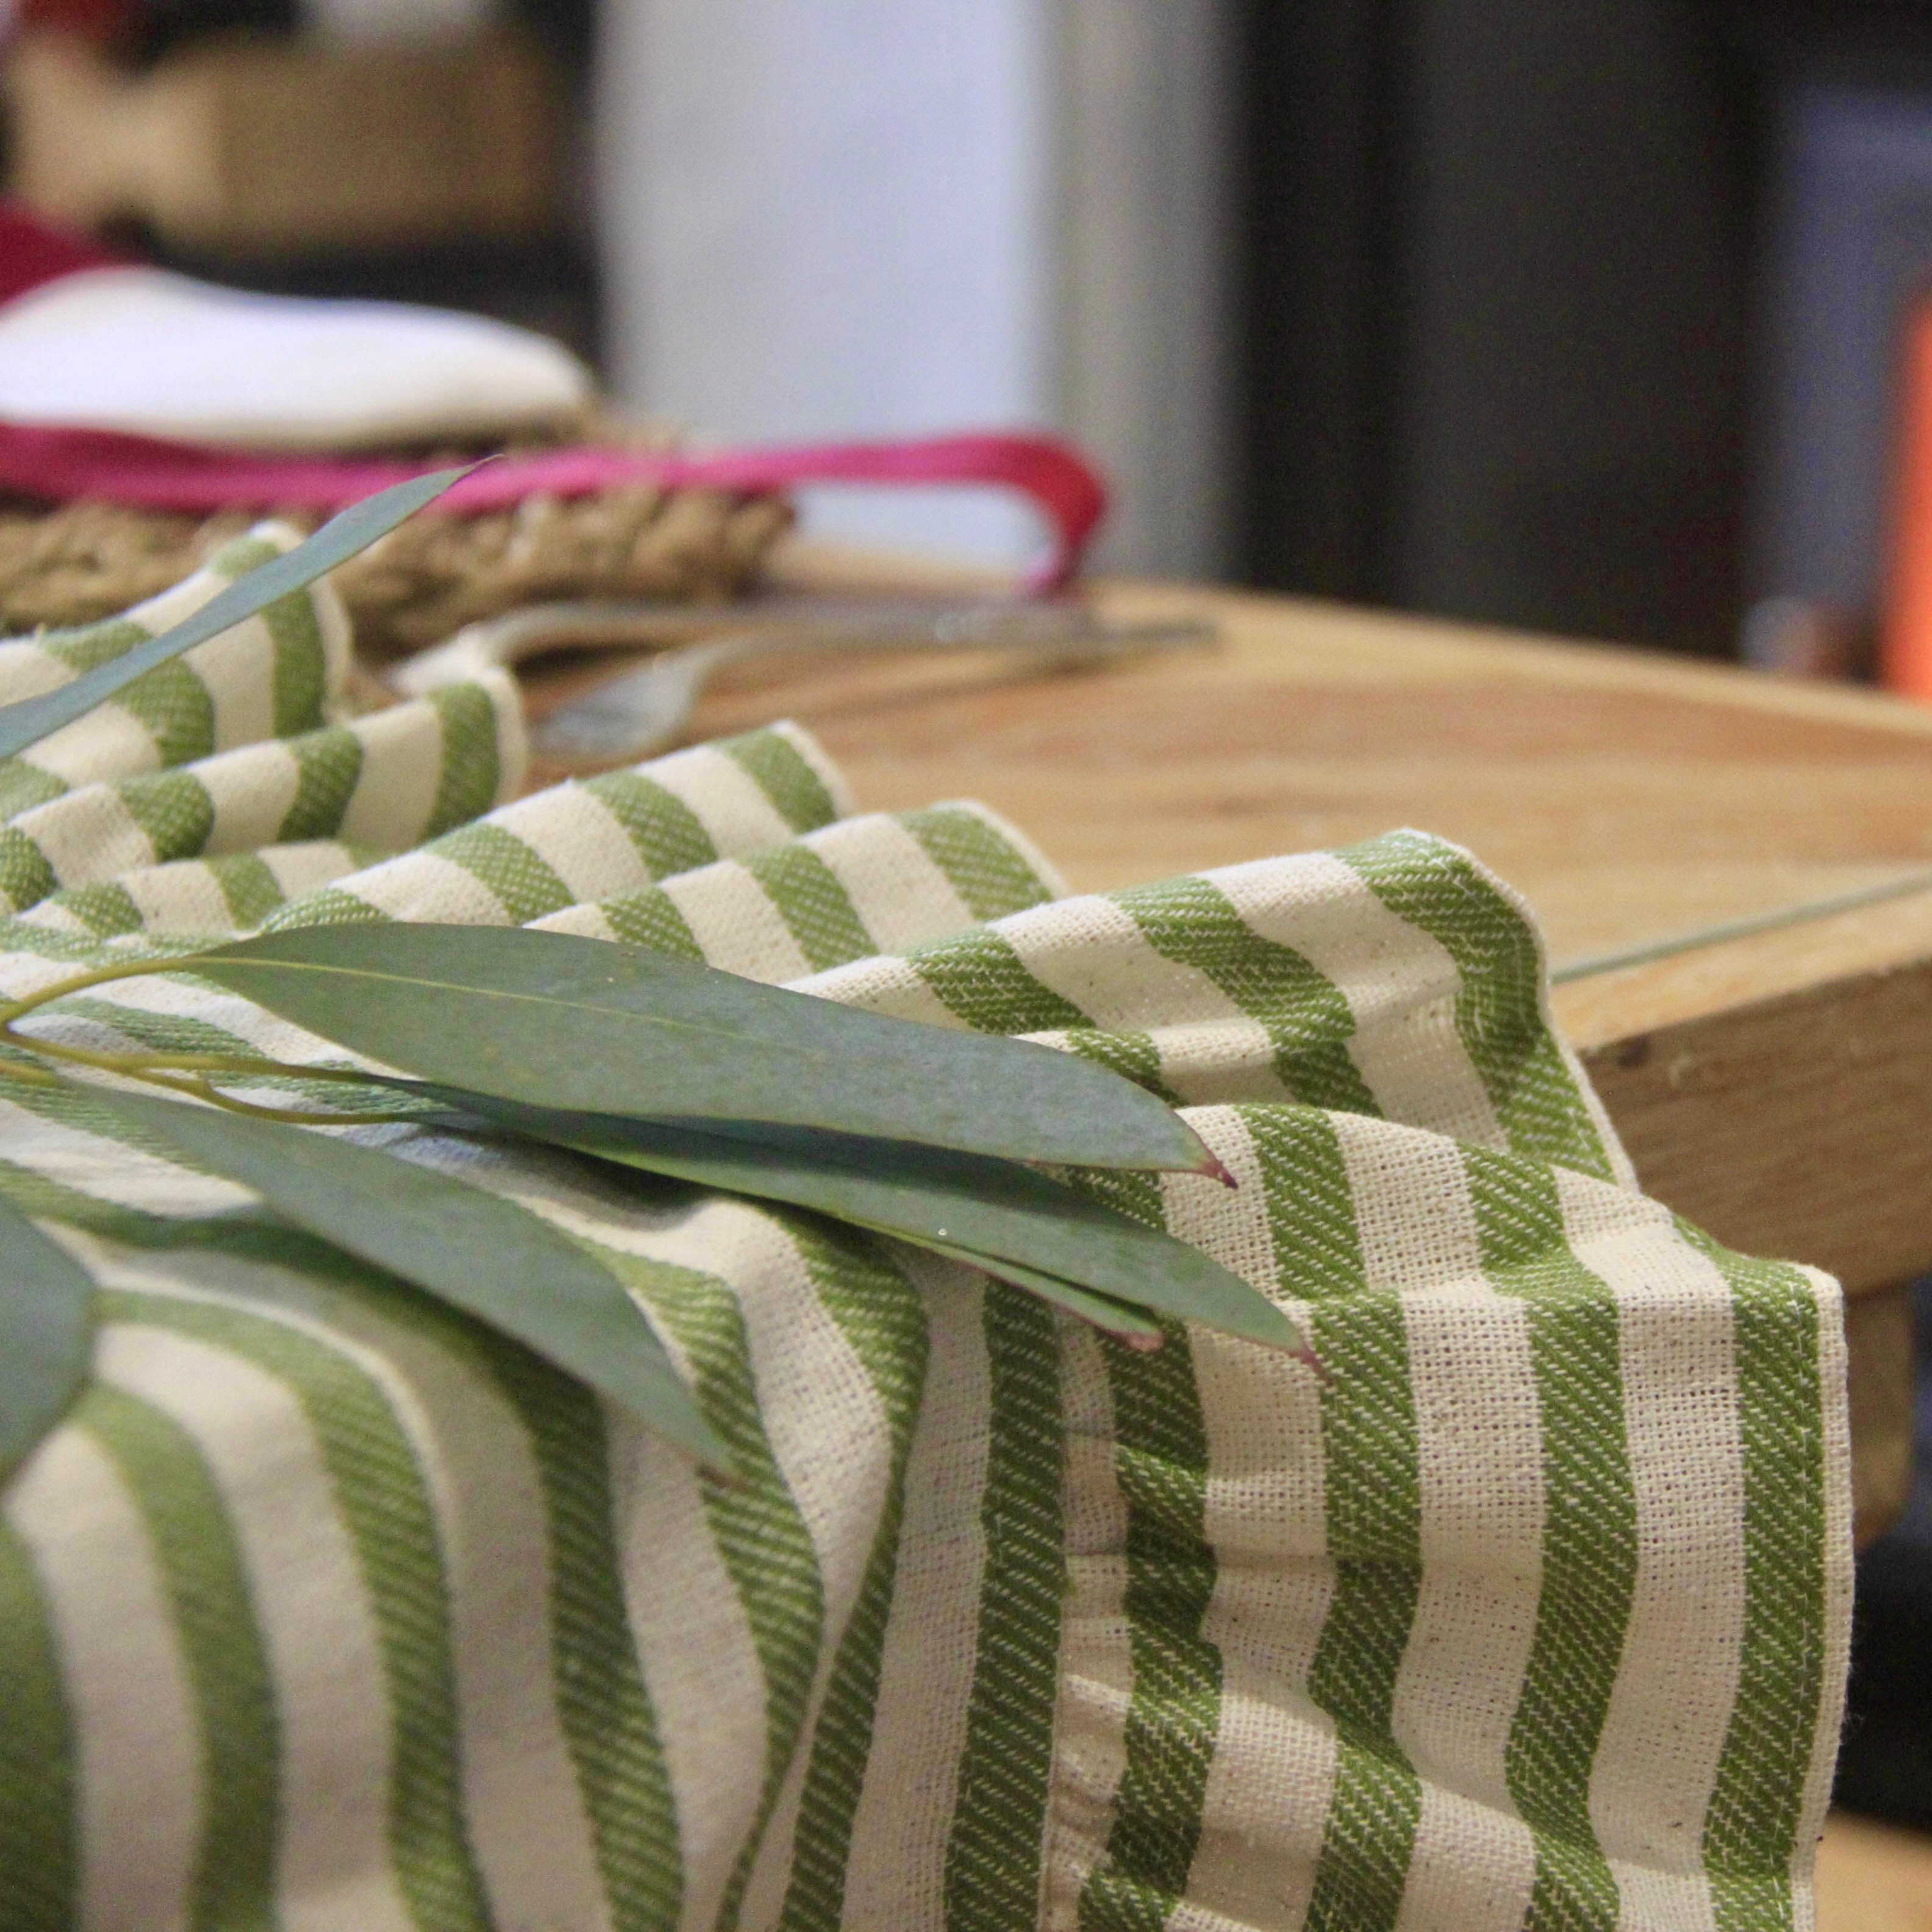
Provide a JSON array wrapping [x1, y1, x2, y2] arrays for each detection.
[[0, 562, 1849, 1932], [0, 522, 524, 933]]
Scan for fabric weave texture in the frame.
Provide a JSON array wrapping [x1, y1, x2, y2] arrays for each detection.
[[0, 539, 1851, 1932]]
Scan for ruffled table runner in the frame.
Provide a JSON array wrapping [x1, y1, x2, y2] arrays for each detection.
[[0, 534, 1851, 1932]]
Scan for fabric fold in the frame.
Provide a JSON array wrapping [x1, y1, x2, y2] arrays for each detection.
[[0, 559, 1850, 1932]]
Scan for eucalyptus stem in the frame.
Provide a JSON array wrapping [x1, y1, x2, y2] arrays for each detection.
[[0, 1057, 63, 1090], [2, 1026, 377, 1088], [0, 956, 426, 1126], [0, 954, 184, 1028]]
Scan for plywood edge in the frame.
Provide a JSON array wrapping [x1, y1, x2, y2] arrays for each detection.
[[1579, 953, 1932, 1295], [1552, 888, 1932, 1048]]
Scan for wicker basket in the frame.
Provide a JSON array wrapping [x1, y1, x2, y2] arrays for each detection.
[[0, 470, 795, 654]]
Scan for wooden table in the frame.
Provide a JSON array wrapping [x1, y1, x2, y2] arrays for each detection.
[[521, 573, 1932, 1545]]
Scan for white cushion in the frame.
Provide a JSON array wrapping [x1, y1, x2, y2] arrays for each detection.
[[0, 264, 592, 448]]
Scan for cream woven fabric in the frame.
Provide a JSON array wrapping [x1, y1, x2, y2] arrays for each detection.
[[0, 552, 1851, 1932]]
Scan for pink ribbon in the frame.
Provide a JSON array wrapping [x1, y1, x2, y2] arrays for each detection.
[[0, 422, 1109, 591]]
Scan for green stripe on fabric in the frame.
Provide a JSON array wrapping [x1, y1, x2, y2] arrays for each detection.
[[1306, 1603, 1426, 1925], [82, 1378, 280, 1932], [1305, 1733, 1423, 1932], [483, 1337, 681, 1930], [584, 770, 721, 880], [113, 658, 218, 773], [1111, 874, 1381, 1112], [1059, 1029, 1178, 1101], [1465, 1146, 1636, 1929], [943, 1283, 1066, 1932], [43, 879, 146, 939], [617, 1247, 826, 1932], [429, 823, 572, 925], [213, 854, 293, 931], [1688, 1231, 1829, 1932], [0, 1513, 75, 1932], [12, 614, 182, 812], [723, 729, 841, 834], [1340, 832, 1615, 1178], [262, 585, 331, 738], [40, 616, 148, 673], [207, 535, 285, 581], [426, 684, 506, 837], [117, 770, 216, 867], [1247, 1106, 1423, 1932], [137, 1248, 677, 1932], [901, 806, 1054, 922], [0, 825, 59, 913], [910, 926, 1089, 1033], [112, 1289, 495, 1932], [1077, 1339, 1222, 1928], [278, 726, 366, 843], [0, 761, 69, 821], [259, 882, 392, 929], [778, 1226, 930, 1932], [907, 925, 1176, 1099], [0, 910, 190, 967], [596, 886, 706, 959], [902, 925, 1168, 1097], [743, 844, 876, 973]]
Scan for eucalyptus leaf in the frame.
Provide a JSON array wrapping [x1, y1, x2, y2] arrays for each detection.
[[88, 1084, 726, 1467], [426, 1097, 1303, 1355], [0, 1192, 95, 1478], [850, 1226, 1165, 1345], [179, 923, 1223, 1176], [0, 467, 471, 763]]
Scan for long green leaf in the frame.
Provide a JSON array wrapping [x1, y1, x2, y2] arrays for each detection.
[[427, 1098, 1304, 1355], [849, 1226, 1165, 1345], [0, 468, 471, 763], [87, 1084, 726, 1467], [179, 923, 1223, 1176], [0, 1193, 95, 1478]]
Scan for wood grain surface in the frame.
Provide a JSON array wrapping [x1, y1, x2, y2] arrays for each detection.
[[1818, 1812, 1932, 1932], [519, 567, 1932, 1541]]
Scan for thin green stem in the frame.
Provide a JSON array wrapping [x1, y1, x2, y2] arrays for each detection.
[[0, 954, 191, 1028], [0, 954, 416, 1090], [0, 1056, 63, 1090], [0, 956, 423, 1124], [1, 1029, 385, 1089]]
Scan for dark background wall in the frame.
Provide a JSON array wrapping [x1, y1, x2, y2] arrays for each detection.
[[1238, 0, 1760, 656]]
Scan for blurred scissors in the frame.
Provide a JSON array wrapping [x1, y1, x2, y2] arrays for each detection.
[[392, 596, 1215, 764]]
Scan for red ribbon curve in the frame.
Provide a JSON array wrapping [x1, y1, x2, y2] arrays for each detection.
[[0, 423, 1109, 592]]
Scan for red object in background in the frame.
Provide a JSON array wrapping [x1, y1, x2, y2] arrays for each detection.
[[0, 425, 1110, 593], [0, 202, 125, 306], [14, 0, 135, 45], [1881, 298, 1932, 701]]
